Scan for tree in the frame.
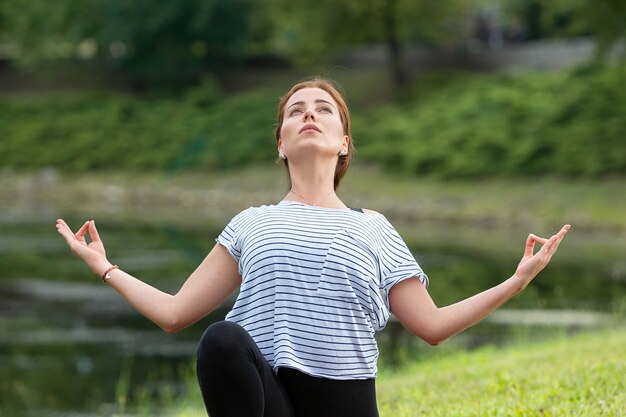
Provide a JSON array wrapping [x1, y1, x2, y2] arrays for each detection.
[[501, 0, 626, 63], [265, 0, 468, 89], [2, 0, 265, 88], [551, 0, 626, 62]]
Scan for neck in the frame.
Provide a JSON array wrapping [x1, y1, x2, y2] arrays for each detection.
[[285, 160, 343, 208]]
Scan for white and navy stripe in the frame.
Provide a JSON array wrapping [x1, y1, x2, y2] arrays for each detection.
[[216, 200, 428, 380]]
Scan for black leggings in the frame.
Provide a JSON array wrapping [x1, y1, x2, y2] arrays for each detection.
[[196, 321, 379, 417]]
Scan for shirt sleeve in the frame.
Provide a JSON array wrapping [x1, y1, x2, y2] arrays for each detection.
[[374, 214, 429, 310], [215, 207, 256, 265]]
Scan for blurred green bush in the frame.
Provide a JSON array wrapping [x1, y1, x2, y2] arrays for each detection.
[[1, 65, 624, 177], [0, 82, 280, 172], [354, 64, 626, 178]]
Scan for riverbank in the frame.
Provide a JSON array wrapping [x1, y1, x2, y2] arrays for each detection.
[[2, 164, 624, 259], [163, 327, 626, 417], [2, 165, 625, 229]]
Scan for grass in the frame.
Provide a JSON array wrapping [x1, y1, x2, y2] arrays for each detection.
[[376, 328, 626, 416], [161, 328, 626, 417]]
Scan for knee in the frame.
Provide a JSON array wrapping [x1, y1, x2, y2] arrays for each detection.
[[197, 321, 249, 363]]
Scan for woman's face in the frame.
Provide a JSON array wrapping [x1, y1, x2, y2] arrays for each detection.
[[278, 87, 348, 162]]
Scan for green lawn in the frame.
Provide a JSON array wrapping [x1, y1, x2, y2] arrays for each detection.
[[376, 328, 625, 416], [167, 328, 625, 417]]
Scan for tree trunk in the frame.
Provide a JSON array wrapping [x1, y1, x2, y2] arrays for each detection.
[[383, 0, 409, 89]]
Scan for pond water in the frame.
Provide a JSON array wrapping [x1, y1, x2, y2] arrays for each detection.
[[0, 216, 624, 416]]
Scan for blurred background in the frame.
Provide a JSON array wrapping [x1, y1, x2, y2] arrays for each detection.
[[0, 0, 624, 416]]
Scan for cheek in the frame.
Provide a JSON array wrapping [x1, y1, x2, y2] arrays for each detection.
[[331, 119, 345, 137], [279, 123, 291, 141], [280, 117, 294, 133]]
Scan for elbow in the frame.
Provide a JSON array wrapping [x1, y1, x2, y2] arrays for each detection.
[[160, 300, 192, 334], [161, 313, 184, 334], [162, 324, 180, 334], [412, 325, 448, 346], [416, 330, 442, 346], [423, 335, 445, 346], [412, 310, 452, 346]]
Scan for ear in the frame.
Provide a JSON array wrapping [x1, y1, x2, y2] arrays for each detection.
[[341, 135, 350, 153], [277, 137, 283, 153]]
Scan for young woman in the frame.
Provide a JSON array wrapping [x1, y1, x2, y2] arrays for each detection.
[[56, 78, 570, 417]]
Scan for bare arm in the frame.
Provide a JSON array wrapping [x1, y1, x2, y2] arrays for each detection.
[[390, 225, 570, 346], [56, 219, 241, 333]]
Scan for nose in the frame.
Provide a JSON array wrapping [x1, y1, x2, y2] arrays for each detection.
[[304, 108, 316, 121]]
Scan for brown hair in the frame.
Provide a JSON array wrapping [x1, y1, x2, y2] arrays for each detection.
[[275, 77, 355, 191]]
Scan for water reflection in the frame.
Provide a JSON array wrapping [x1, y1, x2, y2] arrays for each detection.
[[0, 218, 624, 416]]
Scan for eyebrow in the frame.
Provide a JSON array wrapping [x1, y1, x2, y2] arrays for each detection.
[[286, 99, 337, 111]]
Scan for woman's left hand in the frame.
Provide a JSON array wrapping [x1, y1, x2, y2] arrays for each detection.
[[513, 224, 570, 289]]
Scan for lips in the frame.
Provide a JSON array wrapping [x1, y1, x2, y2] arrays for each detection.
[[299, 124, 321, 134]]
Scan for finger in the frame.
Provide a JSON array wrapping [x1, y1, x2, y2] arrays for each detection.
[[75, 221, 90, 242], [88, 220, 102, 243], [543, 225, 570, 254], [56, 226, 76, 245], [524, 234, 536, 257], [57, 227, 85, 250], [548, 237, 563, 256], [56, 219, 75, 238], [548, 227, 569, 255], [56, 219, 75, 234], [531, 234, 549, 245], [524, 234, 548, 256], [556, 224, 571, 238], [542, 234, 559, 254], [56, 222, 68, 234], [57, 223, 75, 238]]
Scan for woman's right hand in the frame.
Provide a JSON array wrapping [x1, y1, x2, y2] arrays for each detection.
[[56, 219, 111, 277]]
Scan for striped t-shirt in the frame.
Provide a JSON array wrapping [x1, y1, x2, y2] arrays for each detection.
[[216, 200, 429, 380]]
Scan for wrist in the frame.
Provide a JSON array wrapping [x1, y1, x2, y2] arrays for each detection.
[[100, 264, 119, 282], [92, 258, 113, 277], [509, 274, 528, 293]]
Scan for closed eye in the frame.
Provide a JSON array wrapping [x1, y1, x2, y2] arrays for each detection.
[[288, 105, 332, 117], [318, 106, 332, 114]]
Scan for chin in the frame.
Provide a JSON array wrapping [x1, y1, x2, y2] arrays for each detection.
[[289, 146, 336, 161]]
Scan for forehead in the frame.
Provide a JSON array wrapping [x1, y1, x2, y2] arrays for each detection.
[[285, 87, 337, 108]]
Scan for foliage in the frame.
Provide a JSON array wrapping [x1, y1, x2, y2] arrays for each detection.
[[1, 0, 624, 90], [547, 0, 626, 61], [354, 65, 626, 178], [499, 0, 626, 61], [0, 84, 280, 172], [266, 0, 468, 87], [1, 0, 265, 87], [1, 66, 624, 178], [0, 0, 470, 88], [267, 0, 467, 58]]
